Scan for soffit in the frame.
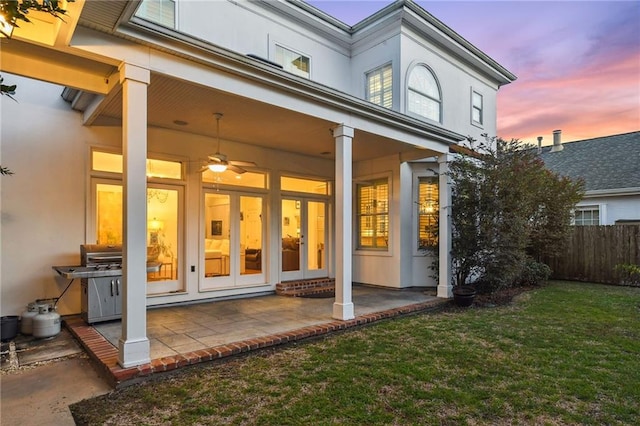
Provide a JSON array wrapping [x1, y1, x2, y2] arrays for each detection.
[[78, 0, 131, 32], [92, 73, 435, 162]]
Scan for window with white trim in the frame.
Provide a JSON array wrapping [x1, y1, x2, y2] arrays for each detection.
[[357, 178, 389, 250], [135, 0, 176, 28], [417, 177, 439, 250], [275, 45, 310, 78], [407, 65, 441, 122], [471, 90, 483, 126], [574, 205, 600, 226], [366, 64, 393, 109], [90, 149, 185, 294]]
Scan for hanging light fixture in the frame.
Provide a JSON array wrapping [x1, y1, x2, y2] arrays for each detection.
[[208, 113, 227, 173], [208, 163, 227, 173]]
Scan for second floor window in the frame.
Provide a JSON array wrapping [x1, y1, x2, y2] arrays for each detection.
[[472, 90, 483, 125], [366, 64, 393, 109], [275, 45, 310, 78], [135, 0, 176, 28], [407, 65, 441, 123]]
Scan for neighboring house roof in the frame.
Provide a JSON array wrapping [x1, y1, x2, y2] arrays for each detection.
[[540, 131, 640, 192]]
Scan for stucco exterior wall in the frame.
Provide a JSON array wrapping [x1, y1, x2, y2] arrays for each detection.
[[352, 155, 402, 287], [2, 75, 106, 317], [175, 0, 353, 93]]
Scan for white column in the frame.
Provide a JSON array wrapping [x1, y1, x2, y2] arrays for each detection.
[[437, 153, 453, 298], [332, 124, 355, 320], [118, 63, 151, 368]]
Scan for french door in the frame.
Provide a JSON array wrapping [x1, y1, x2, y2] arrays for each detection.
[[201, 190, 265, 290], [91, 178, 184, 295], [281, 198, 327, 280]]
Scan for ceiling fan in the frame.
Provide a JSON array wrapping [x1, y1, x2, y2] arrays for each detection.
[[201, 113, 257, 174]]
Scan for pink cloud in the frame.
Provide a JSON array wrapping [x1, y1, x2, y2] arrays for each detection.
[[498, 49, 640, 144]]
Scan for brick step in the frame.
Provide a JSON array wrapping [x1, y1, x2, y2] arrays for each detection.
[[278, 285, 335, 297], [276, 278, 335, 297]]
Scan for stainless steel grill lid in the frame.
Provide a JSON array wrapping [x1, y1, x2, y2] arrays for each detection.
[[81, 244, 122, 266], [53, 244, 160, 279]]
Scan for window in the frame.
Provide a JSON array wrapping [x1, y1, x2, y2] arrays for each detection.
[[91, 149, 185, 294], [418, 177, 439, 250], [366, 64, 393, 109], [91, 149, 184, 179], [281, 176, 329, 195], [203, 169, 267, 189], [135, 0, 176, 28], [472, 90, 483, 125], [357, 178, 389, 249], [92, 151, 122, 174], [407, 65, 441, 122], [275, 45, 310, 78], [94, 181, 183, 294], [574, 206, 600, 226]]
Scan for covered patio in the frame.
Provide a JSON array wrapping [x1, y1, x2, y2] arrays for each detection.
[[2, 0, 459, 372], [66, 285, 446, 386]]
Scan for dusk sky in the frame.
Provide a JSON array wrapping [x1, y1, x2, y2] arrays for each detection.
[[306, 0, 640, 145]]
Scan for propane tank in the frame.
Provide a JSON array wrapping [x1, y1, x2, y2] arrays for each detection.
[[20, 302, 40, 335], [32, 304, 61, 339]]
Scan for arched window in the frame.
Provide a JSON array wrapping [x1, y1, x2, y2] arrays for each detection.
[[407, 65, 441, 123]]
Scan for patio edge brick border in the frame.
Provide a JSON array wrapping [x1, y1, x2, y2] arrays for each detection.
[[65, 298, 447, 387]]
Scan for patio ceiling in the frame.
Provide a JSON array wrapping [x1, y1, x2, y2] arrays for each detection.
[[83, 72, 437, 162]]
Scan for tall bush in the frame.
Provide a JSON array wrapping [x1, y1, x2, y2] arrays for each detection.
[[449, 135, 584, 293]]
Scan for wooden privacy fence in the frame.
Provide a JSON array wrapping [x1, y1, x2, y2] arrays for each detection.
[[545, 225, 640, 284]]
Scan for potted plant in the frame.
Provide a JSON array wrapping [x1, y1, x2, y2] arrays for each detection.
[[452, 284, 476, 307]]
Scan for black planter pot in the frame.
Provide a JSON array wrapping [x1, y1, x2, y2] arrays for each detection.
[[1, 316, 19, 342], [452, 286, 476, 307]]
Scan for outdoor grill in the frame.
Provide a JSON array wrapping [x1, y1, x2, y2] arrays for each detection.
[[53, 245, 160, 324], [53, 244, 124, 279]]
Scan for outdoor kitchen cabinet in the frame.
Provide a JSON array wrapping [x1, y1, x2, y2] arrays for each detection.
[[81, 277, 122, 324]]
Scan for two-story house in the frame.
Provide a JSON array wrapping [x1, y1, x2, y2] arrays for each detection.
[[0, 0, 515, 367]]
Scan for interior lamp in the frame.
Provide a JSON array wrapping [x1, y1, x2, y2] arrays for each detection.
[[208, 163, 227, 173], [148, 218, 164, 231], [0, 13, 14, 38]]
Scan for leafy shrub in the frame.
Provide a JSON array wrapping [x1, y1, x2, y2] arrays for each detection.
[[614, 264, 640, 287], [518, 259, 552, 286], [448, 136, 583, 294]]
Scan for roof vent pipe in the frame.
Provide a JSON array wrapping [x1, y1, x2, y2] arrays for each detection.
[[537, 136, 543, 154], [550, 129, 563, 152]]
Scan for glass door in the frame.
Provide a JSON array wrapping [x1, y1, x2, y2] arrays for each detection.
[[201, 191, 265, 290], [281, 198, 327, 280], [146, 184, 182, 295], [93, 179, 184, 295]]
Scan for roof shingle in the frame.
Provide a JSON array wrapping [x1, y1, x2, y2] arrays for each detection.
[[539, 131, 640, 191]]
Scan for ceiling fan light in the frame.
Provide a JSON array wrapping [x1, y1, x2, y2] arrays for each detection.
[[208, 163, 227, 173]]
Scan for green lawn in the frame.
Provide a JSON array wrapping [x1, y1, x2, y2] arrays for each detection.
[[71, 281, 640, 425]]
